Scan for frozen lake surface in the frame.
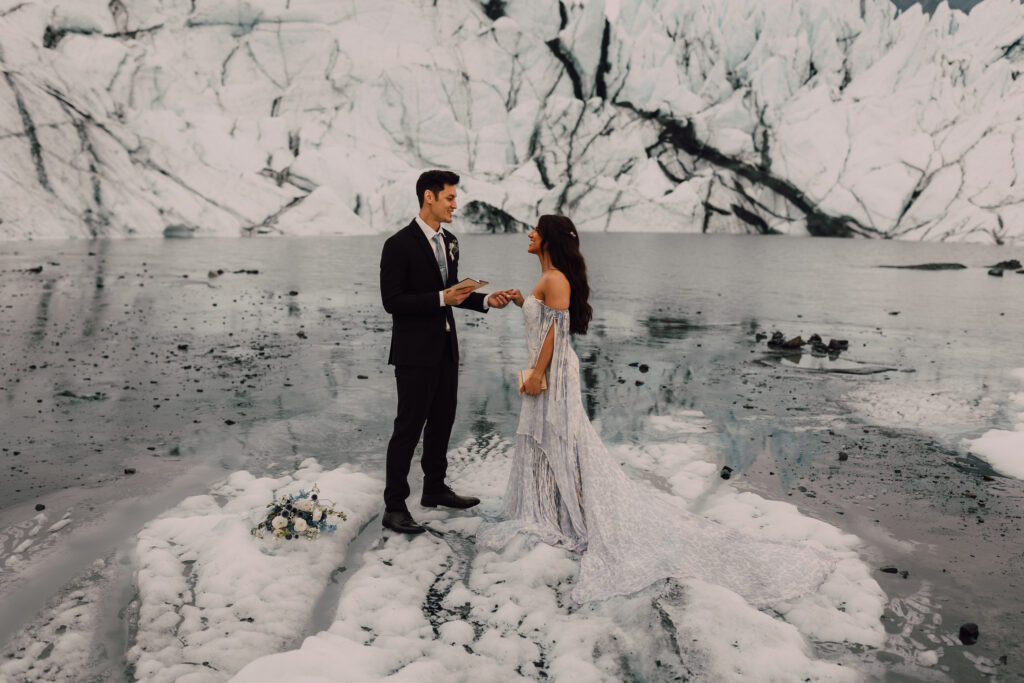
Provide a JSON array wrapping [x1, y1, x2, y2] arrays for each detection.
[[1, 233, 1022, 681]]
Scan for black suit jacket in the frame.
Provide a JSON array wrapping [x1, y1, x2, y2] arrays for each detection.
[[380, 220, 487, 366]]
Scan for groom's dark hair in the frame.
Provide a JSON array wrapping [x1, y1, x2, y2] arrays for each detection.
[[416, 170, 460, 207]]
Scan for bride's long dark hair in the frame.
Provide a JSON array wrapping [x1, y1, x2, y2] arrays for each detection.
[[537, 215, 592, 335]]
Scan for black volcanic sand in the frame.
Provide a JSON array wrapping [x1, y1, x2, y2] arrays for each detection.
[[1, 235, 1022, 680]]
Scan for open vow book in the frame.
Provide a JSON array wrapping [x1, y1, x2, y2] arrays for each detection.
[[518, 368, 547, 392], [453, 277, 488, 292]]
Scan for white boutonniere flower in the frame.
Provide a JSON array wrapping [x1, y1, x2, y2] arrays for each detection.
[[448, 236, 459, 262]]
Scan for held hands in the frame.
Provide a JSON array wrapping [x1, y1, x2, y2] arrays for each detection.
[[521, 371, 544, 395], [487, 288, 520, 309], [445, 286, 521, 308]]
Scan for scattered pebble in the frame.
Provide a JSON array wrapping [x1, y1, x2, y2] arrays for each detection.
[[959, 622, 979, 645]]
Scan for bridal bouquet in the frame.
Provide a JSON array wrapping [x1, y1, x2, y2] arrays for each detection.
[[251, 485, 346, 541]]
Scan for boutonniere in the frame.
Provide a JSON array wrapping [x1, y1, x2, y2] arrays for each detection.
[[448, 236, 459, 261]]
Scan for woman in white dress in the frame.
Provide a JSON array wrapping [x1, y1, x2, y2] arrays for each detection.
[[476, 215, 835, 605]]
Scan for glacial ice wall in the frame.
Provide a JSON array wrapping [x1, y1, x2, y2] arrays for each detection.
[[0, 0, 1023, 241]]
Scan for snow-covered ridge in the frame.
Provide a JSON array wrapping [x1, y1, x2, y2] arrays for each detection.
[[1, 0, 1023, 242]]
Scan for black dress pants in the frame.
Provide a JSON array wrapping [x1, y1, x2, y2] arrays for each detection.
[[383, 350, 458, 512]]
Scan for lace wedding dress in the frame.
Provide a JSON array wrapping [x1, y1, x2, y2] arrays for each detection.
[[477, 295, 835, 605]]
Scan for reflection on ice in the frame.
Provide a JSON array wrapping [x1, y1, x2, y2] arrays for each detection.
[[769, 352, 898, 374]]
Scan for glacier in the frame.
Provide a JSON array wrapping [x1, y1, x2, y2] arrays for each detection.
[[1, 0, 1023, 242]]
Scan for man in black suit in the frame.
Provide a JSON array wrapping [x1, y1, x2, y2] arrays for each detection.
[[379, 170, 516, 534]]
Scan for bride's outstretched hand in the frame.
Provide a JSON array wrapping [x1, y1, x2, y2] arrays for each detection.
[[508, 289, 524, 307]]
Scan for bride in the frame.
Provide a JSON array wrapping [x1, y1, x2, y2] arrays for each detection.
[[476, 215, 834, 605]]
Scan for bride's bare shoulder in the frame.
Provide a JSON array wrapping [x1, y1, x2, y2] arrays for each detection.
[[542, 270, 570, 310]]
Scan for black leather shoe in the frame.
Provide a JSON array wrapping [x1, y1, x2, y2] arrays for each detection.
[[420, 486, 480, 509], [382, 510, 425, 534]]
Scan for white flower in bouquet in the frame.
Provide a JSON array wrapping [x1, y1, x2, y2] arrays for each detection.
[[251, 483, 347, 540]]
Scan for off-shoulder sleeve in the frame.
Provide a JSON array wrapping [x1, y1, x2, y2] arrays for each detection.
[[537, 306, 571, 402], [518, 306, 576, 445]]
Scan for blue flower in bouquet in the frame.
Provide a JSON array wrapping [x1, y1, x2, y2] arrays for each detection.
[[251, 484, 346, 541]]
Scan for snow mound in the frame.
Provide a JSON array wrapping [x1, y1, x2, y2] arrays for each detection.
[[967, 368, 1024, 479], [232, 412, 885, 681], [127, 459, 382, 682]]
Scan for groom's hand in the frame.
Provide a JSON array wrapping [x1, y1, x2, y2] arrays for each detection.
[[444, 285, 473, 306], [487, 289, 514, 309]]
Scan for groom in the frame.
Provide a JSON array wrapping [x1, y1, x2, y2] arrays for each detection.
[[379, 170, 514, 534]]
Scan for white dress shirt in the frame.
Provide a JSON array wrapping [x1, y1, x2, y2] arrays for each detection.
[[414, 217, 487, 332]]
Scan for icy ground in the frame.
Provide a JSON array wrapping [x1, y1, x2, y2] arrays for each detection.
[[2, 0, 1024, 242], [3, 412, 892, 682], [967, 368, 1024, 480]]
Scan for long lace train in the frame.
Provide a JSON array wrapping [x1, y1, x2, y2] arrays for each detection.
[[476, 296, 834, 605]]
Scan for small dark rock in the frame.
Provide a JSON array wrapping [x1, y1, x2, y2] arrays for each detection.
[[288, 290, 299, 296], [880, 566, 899, 574], [959, 622, 979, 645], [988, 268, 1004, 277], [356, 374, 368, 379], [767, 331, 786, 347], [720, 465, 733, 480], [899, 570, 909, 579], [638, 364, 649, 373], [988, 259, 1021, 270], [808, 333, 823, 344], [782, 335, 804, 349], [26, 265, 43, 274], [888, 311, 900, 315], [224, 419, 236, 426], [828, 339, 849, 351], [755, 332, 767, 342], [124, 467, 137, 475], [838, 452, 849, 461], [177, 344, 189, 351], [296, 330, 307, 339], [35, 503, 45, 511]]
